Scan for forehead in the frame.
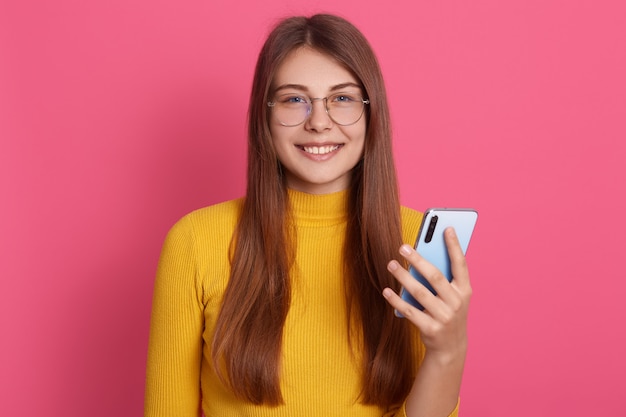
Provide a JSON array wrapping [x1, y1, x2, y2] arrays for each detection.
[[272, 47, 359, 92]]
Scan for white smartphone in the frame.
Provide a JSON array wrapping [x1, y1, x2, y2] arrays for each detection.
[[397, 208, 478, 315]]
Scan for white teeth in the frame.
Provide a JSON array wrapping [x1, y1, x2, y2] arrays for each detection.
[[302, 145, 340, 155]]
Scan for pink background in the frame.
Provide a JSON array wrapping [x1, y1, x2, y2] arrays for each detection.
[[1, 0, 625, 416]]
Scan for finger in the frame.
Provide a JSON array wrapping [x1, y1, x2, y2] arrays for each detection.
[[397, 244, 456, 307], [387, 257, 442, 314], [382, 286, 435, 329], [444, 227, 472, 292]]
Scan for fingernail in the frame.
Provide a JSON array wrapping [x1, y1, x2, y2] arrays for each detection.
[[387, 260, 399, 271], [399, 244, 412, 256]]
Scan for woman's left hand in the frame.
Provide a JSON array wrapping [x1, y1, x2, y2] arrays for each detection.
[[383, 227, 471, 363]]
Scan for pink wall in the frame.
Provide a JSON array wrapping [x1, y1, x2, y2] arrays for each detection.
[[1, 1, 625, 416]]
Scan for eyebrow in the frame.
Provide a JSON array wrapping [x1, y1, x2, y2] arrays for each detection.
[[273, 82, 363, 94]]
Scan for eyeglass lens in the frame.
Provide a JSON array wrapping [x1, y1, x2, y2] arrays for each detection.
[[269, 93, 368, 126]]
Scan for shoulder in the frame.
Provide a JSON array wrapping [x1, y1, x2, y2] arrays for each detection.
[[185, 197, 244, 226], [166, 197, 244, 243], [400, 205, 424, 245]]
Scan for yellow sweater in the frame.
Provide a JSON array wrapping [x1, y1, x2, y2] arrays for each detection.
[[145, 189, 459, 417]]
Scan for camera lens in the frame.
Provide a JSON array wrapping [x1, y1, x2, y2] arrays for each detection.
[[425, 215, 438, 243]]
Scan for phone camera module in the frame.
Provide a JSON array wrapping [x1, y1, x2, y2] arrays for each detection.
[[425, 215, 438, 243]]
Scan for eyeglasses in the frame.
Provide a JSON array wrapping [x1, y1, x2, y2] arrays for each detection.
[[267, 92, 370, 127]]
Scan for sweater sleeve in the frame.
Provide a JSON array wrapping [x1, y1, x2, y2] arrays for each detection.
[[144, 215, 205, 417]]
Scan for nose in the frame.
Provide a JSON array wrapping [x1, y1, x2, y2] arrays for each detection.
[[304, 98, 332, 131]]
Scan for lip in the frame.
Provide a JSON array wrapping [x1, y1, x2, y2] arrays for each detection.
[[295, 143, 344, 161]]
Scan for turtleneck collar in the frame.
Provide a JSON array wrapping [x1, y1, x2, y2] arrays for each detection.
[[287, 188, 349, 226]]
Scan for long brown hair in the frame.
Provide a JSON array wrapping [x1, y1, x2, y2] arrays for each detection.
[[212, 14, 415, 407]]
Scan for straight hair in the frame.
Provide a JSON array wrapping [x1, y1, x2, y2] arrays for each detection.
[[212, 14, 416, 407]]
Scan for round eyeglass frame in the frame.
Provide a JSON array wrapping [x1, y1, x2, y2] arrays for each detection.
[[267, 94, 370, 127]]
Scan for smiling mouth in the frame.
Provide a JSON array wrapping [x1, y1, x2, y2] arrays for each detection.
[[297, 144, 342, 155]]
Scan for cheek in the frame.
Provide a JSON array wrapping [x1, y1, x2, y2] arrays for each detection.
[[346, 123, 367, 147], [270, 128, 289, 149], [354, 130, 367, 159], [269, 129, 297, 166]]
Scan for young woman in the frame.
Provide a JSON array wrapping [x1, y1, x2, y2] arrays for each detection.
[[145, 14, 471, 417]]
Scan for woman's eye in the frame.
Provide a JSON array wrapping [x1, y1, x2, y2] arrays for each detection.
[[333, 94, 357, 102], [280, 95, 307, 104]]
